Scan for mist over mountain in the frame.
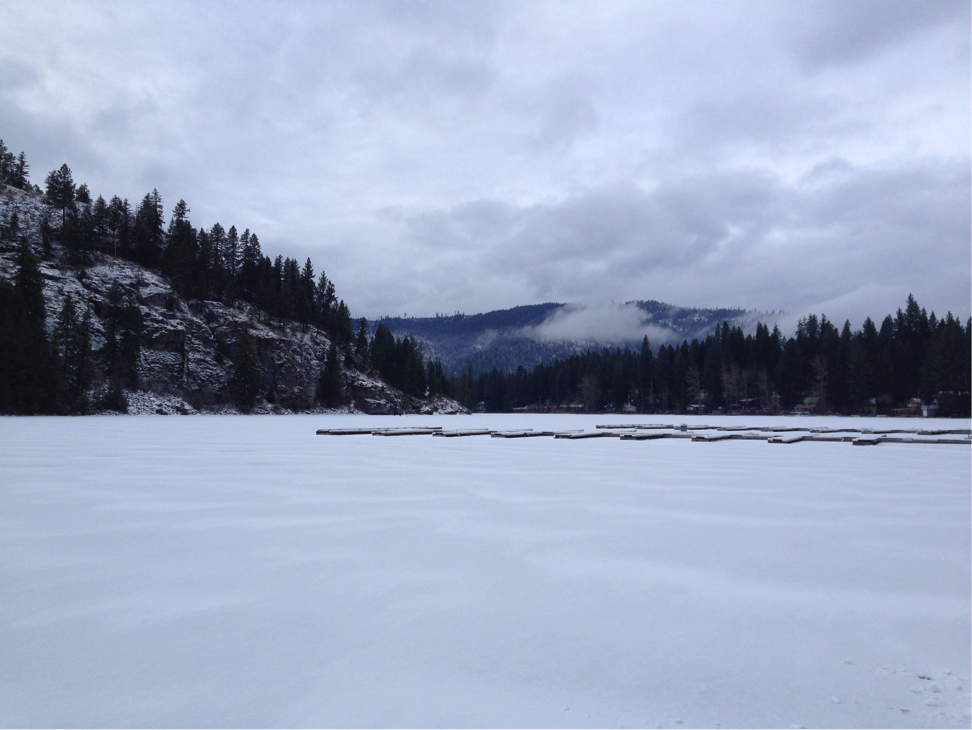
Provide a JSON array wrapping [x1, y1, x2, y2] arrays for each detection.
[[374, 300, 768, 376]]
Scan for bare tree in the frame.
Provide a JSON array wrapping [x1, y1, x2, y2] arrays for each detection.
[[685, 365, 705, 410], [580, 375, 599, 413], [720, 361, 742, 411]]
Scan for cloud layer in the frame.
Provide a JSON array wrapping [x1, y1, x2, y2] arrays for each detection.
[[1, 1, 968, 327], [520, 303, 677, 346]]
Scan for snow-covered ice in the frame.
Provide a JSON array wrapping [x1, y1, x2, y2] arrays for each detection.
[[1, 414, 969, 728]]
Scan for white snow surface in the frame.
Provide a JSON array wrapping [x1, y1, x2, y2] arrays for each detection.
[[1, 414, 969, 728]]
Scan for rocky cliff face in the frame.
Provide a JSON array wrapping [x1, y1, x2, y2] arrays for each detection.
[[0, 185, 465, 415]]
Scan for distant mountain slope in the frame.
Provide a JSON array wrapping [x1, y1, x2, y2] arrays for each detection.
[[375, 300, 761, 376]]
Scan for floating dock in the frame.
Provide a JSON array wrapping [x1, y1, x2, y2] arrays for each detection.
[[315, 424, 970, 446]]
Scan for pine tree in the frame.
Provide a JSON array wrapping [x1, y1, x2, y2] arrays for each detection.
[[100, 281, 142, 411], [54, 296, 92, 413], [44, 164, 76, 225], [354, 318, 369, 361], [316, 272, 336, 327], [14, 151, 29, 189], [75, 183, 91, 205], [7, 240, 56, 413], [208, 222, 227, 297], [63, 203, 96, 264], [229, 330, 261, 413], [370, 323, 396, 382], [3, 210, 19, 242], [332, 300, 354, 345], [107, 196, 132, 258], [637, 336, 654, 412], [318, 344, 344, 407], [400, 336, 426, 397], [133, 189, 165, 267], [92, 195, 109, 253], [162, 199, 197, 296], [0, 142, 28, 189], [0, 276, 17, 412], [224, 225, 239, 298], [458, 365, 473, 408], [0, 139, 12, 185]]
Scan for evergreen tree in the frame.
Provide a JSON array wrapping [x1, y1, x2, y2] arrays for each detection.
[[332, 300, 354, 345], [54, 296, 92, 413], [63, 203, 96, 264], [162, 199, 198, 296], [224, 225, 239, 296], [133, 189, 165, 267], [92, 195, 109, 252], [370, 323, 396, 381], [39, 216, 53, 258], [14, 151, 29, 189], [0, 142, 29, 189], [44, 164, 76, 224], [208, 222, 227, 297], [107, 196, 132, 259], [100, 281, 142, 410], [229, 330, 261, 413], [75, 183, 91, 205], [458, 365, 473, 409], [0, 139, 13, 185], [299, 258, 316, 324], [316, 272, 336, 326], [238, 229, 259, 298], [401, 336, 426, 397], [318, 344, 345, 407], [5, 240, 56, 413], [3, 210, 19, 242], [354, 318, 369, 361], [637, 336, 654, 411]]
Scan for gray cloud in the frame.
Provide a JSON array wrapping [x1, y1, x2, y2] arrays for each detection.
[[0, 0, 967, 331], [787, 0, 970, 70], [385, 156, 969, 325]]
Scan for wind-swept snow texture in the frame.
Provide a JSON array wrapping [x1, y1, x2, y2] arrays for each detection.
[[1, 414, 969, 728]]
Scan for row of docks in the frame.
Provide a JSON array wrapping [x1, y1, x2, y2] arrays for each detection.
[[315, 425, 972, 446]]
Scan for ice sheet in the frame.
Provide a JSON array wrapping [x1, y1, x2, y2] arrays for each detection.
[[1, 414, 969, 727]]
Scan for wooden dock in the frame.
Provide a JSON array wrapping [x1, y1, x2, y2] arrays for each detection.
[[315, 423, 969, 446]]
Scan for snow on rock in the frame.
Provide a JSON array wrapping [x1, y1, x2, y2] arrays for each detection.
[[0, 186, 466, 415]]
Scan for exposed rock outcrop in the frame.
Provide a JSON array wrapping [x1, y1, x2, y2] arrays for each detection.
[[0, 184, 466, 415]]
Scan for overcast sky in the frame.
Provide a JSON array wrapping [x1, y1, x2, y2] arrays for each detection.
[[2, 1, 969, 327]]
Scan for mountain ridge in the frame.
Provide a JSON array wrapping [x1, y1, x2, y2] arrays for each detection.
[[374, 300, 768, 376]]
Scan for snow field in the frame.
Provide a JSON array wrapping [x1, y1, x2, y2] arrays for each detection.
[[0, 414, 969, 727]]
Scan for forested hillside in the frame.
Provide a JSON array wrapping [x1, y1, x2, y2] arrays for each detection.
[[375, 300, 751, 376], [452, 303, 971, 415], [0, 141, 456, 415]]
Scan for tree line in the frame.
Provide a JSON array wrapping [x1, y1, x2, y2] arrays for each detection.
[[450, 296, 971, 416], [38, 163, 356, 343], [0, 139, 32, 191], [2, 146, 968, 416]]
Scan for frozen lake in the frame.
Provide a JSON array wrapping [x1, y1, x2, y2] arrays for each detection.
[[1, 414, 969, 728]]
